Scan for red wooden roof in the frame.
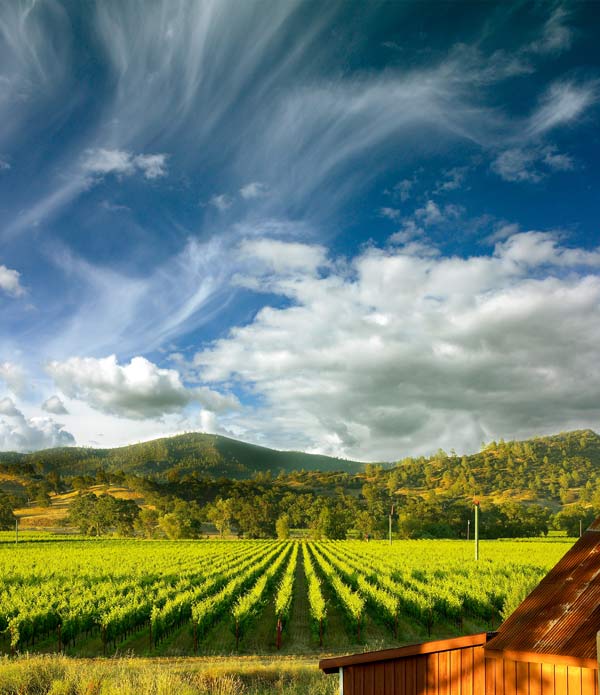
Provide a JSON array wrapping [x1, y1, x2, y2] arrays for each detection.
[[486, 523, 600, 661], [319, 632, 491, 673]]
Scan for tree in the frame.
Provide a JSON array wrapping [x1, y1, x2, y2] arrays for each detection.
[[0, 492, 15, 530], [207, 498, 234, 537], [46, 470, 64, 493], [309, 500, 353, 539], [275, 513, 290, 539], [354, 509, 377, 539], [134, 508, 160, 538], [158, 500, 203, 539], [67, 493, 140, 536], [67, 493, 99, 534], [553, 505, 595, 537]]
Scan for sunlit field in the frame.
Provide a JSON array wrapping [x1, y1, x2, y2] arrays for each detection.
[[0, 536, 572, 659]]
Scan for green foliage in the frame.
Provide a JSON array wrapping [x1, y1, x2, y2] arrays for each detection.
[[67, 493, 140, 536], [157, 500, 203, 539], [552, 504, 596, 536], [276, 513, 290, 540], [0, 491, 15, 530], [302, 542, 326, 641], [274, 543, 298, 624], [0, 537, 571, 656], [391, 429, 600, 502], [134, 507, 160, 538]]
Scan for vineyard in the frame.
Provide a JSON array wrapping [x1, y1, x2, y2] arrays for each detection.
[[0, 536, 573, 657]]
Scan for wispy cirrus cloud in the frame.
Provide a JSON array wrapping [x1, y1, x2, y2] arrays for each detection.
[[528, 7, 573, 56], [42, 235, 237, 360], [527, 80, 598, 137], [4, 148, 168, 239], [0, 1, 71, 147]]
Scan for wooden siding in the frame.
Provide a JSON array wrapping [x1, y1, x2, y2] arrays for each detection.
[[485, 656, 597, 695], [340, 647, 598, 695]]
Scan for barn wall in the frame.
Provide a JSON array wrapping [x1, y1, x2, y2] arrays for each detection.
[[342, 644, 485, 695], [485, 656, 597, 695], [341, 647, 598, 695]]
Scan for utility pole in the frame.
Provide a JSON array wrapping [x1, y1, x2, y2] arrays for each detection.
[[15, 517, 18, 545], [388, 505, 394, 545], [474, 500, 480, 561]]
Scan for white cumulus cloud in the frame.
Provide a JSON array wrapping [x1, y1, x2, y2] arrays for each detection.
[[82, 148, 168, 180], [47, 355, 237, 420], [0, 362, 25, 396], [210, 194, 233, 211], [240, 182, 269, 199], [492, 146, 575, 183], [194, 234, 600, 460], [0, 264, 25, 297], [41, 395, 69, 415], [0, 398, 75, 452], [239, 238, 327, 275]]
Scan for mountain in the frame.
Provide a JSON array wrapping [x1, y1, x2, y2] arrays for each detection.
[[0, 432, 366, 480]]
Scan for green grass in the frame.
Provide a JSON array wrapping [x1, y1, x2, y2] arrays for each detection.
[[0, 654, 337, 695]]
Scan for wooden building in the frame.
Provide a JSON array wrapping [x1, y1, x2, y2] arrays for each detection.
[[320, 520, 600, 694]]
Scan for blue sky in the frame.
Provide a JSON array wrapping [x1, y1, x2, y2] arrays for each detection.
[[1, 1, 600, 461]]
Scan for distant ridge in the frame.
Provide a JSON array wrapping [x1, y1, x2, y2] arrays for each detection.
[[0, 432, 367, 479]]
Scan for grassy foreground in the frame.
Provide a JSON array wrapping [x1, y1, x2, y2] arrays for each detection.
[[0, 655, 336, 695]]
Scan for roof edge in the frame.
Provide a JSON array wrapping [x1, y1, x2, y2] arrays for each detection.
[[485, 647, 598, 671], [319, 632, 494, 673]]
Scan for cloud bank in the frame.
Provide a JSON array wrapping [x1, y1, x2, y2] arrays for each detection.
[[193, 232, 600, 460], [0, 398, 74, 452]]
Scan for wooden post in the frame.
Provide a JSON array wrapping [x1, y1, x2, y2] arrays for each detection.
[[474, 500, 480, 561], [276, 618, 282, 650]]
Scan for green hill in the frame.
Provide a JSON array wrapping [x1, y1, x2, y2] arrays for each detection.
[[0, 432, 366, 480], [390, 428, 600, 505]]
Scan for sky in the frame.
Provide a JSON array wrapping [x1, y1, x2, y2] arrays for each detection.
[[1, 1, 600, 462]]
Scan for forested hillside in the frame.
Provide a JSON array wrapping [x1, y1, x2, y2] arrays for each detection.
[[1, 429, 599, 540], [389, 429, 600, 503], [0, 432, 365, 479]]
